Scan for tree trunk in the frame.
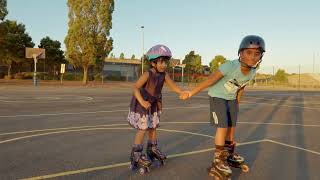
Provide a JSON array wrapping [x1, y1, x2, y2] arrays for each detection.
[[83, 66, 88, 85], [7, 64, 11, 79], [53, 65, 56, 80]]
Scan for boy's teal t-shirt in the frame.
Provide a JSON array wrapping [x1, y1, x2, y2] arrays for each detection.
[[208, 59, 256, 100]]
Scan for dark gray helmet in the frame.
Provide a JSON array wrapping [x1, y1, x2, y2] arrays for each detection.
[[238, 35, 265, 54]]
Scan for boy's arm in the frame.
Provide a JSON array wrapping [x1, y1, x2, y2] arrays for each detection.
[[190, 70, 224, 96], [236, 86, 245, 103], [133, 72, 150, 107], [165, 73, 183, 94]]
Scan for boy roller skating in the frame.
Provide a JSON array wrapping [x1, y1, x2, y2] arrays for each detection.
[[181, 35, 266, 179]]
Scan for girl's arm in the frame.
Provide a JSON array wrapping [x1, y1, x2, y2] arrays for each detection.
[[190, 70, 224, 96], [164, 73, 183, 94], [133, 72, 151, 109]]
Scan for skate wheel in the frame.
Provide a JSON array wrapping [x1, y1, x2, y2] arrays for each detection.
[[160, 160, 165, 166], [139, 167, 146, 175], [241, 164, 249, 173], [129, 164, 136, 170], [213, 175, 220, 180]]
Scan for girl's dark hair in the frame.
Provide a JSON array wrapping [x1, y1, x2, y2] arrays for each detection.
[[148, 56, 171, 68]]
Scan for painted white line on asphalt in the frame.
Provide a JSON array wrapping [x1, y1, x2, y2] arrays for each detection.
[[238, 121, 320, 127], [163, 121, 320, 127], [2, 120, 320, 137], [0, 96, 95, 104], [19, 137, 265, 180], [0, 106, 207, 118], [0, 127, 133, 144], [17, 138, 320, 180], [246, 92, 320, 97], [196, 95, 320, 110], [12, 128, 320, 179], [158, 128, 213, 138], [244, 95, 320, 105], [265, 139, 320, 156], [169, 139, 268, 158], [0, 124, 129, 136], [20, 162, 132, 180], [0, 100, 23, 103], [0, 110, 128, 118], [0, 127, 213, 145], [241, 100, 320, 110]]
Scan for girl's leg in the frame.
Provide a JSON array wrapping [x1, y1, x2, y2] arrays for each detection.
[[130, 130, 151, 169], [147, 128, 166, 163], [148, 128, 157, 141], [134, 130, 146, 144]]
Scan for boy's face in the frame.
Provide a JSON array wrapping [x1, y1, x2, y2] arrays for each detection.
[[239, 48, 263, 67], [151, 58, 169, 72]]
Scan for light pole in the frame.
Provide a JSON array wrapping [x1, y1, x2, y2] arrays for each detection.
[[141, 26, 144, 75]]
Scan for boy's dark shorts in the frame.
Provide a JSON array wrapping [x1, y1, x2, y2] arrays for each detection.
[[209, 97, 239, 128]]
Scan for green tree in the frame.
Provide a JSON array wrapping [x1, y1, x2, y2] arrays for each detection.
[[0, 0, 8, 45], [274, 69, 288, 82], [182, 51, 202, 82], [0, 0, 8, 21], [38, 36, 66, 76], [109, 53, 115, 58], [209, 55, 226, 72], [0, 20, 34, 78], [120, 52, 125, 59], [131, 54, 135, 59], [64, 0, 114, 85]]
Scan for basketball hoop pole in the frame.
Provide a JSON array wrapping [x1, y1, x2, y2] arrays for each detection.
[[32, 54, 38, 86], [182, 67, 184, 87], [172, 66, 175, 81], [176, 64, 186, 87]]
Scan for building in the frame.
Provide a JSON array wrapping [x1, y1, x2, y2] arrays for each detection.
[[103, 58, 141, 81]]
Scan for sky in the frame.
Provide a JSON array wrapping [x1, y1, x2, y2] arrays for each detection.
[[6, 0, 320, 73]]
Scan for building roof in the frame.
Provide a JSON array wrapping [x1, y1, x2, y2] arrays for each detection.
[[105, 58, 182, 66], [105, 58, 141, 65]]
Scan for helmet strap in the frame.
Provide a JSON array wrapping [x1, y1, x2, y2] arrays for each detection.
[[238, 58, 262, 69]]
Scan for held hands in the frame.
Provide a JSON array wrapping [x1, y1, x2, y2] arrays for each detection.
[[179, 91, 192, 100], [141, 100, 151, 110]]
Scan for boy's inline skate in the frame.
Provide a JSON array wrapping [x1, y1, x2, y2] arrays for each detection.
[[225, 142, 249, 172], [208, 149, 232, 180]]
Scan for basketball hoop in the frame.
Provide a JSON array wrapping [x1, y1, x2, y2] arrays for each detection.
[[25, 48, 46, 86]]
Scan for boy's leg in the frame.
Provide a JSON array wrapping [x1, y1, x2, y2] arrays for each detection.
[[215, 127, 228, 146], [208, 97, 232, 177], [147, 128, 166, 163], [208, 128, 232, 177], [225, 127, 235, 142], [224, 100, 245, 165]]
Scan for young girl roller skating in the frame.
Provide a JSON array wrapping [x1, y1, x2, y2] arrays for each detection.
[[181, 35, 266, 179], [128, 44, 186, 174]]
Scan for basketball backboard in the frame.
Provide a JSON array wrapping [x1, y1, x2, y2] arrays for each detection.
[[170, 59, 180, 67], [25, 48, 45, 59]]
